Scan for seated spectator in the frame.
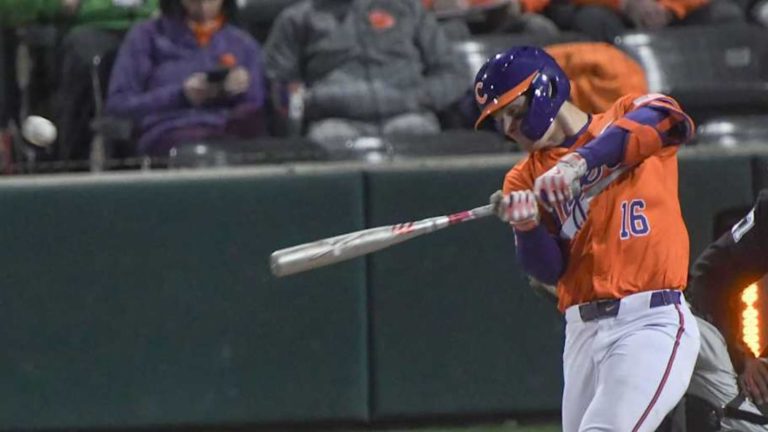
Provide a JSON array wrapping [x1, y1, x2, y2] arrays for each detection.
[[545, 0, 745, 42], [106, 0, 267, 157], [264, 0, 467, 146], [0, 0, 156, 160], [425, 0, 559, 37]]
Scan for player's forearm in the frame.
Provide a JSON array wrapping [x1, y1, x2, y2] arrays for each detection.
[[514, 225, 565, 285]]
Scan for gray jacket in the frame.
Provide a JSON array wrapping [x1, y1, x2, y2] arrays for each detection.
[[264, 0, 467, 122]]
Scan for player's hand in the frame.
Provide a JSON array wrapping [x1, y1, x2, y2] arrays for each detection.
[[184, 73, 217, 106], [489, 190, 539, 231], [224, 66, 250, 96], [740, 357, 768, 405], [533, 152, 587, 210]]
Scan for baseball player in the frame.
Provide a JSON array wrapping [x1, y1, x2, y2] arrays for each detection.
[[475, 47, 701, 431], [530, 276, 767, 431]]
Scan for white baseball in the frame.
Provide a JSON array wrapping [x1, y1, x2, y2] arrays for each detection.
[[22, 116, 57, 147]]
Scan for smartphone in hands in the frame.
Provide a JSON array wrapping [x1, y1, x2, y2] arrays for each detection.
[[206, 67, 230, 84]]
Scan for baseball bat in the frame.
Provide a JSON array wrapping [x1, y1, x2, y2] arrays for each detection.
[[270, 204, 494, 277]]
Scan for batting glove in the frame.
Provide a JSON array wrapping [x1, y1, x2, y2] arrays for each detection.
[[489, 190, 540, 231], [534, 152, 587, 210]]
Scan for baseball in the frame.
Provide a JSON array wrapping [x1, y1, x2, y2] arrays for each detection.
[[22, 115, 57, 148]]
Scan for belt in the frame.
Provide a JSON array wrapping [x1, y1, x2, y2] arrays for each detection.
[[578, 290, 682, 322]]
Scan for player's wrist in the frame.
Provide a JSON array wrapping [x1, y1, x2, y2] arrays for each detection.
[[511, 219, 539, 231], [560, 152, 588, 177]]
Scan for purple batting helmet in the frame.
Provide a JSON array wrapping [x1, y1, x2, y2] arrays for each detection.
[[473, 46, 571, 141]]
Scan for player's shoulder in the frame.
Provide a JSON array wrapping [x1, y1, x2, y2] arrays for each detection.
[[503, 156, 533, 193], [503, 149, 569, 193], [611, 92, 684, 114]]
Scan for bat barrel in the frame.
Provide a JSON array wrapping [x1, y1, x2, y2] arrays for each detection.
[[270, 248, 325, 278], [269, 226, 406, 277], [270, 241, 363, 277], [270, 204, 494, 278]]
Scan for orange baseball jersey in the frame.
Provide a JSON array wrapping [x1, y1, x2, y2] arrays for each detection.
[[503, 93, 695, 311]]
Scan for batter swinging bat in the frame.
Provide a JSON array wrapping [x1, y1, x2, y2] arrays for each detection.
[[270, 204, 493, 277]]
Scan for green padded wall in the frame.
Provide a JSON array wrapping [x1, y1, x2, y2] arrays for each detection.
[[0, 170, 368, 430], [365, 163, 565, 419], [678, 152, 755, 262]]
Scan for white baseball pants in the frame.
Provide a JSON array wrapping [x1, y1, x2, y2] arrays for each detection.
[[562, 290, 701, 432]]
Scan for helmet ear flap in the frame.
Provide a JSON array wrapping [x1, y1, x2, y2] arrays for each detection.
[[519, 67, 570, 141], [521, 71, 557, 141]]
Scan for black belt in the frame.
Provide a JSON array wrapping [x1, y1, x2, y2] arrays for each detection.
[[578, 290, 682, 322], [724, 394, 768, 425]]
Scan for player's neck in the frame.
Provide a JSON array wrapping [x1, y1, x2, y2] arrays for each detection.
[[558, 102, 590, 138]]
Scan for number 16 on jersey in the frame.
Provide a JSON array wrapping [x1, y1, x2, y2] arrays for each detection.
[[620, 199, 650, 240]]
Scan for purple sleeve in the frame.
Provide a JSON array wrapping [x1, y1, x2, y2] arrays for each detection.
[[106, 24, 188, 118], [576, 107, 669, 170], [514, 225, 566, 285]]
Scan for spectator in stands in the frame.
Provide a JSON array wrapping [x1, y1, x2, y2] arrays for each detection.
[[264, 0, 467, 146], [106, 0, 267, 157], [424, 0, 559, 38], [545, 0, 745, 42], [0, 0, 157, 160]]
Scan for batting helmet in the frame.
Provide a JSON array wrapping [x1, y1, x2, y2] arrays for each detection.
[[473, 46, 571, 141]]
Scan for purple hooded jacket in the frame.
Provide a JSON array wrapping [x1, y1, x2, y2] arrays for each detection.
[[106, 16, 266, 155]]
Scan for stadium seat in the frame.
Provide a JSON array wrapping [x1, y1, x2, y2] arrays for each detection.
[[167, 136, 328, 168], [452, 32, 591, 85], [694, 115, 768, 147], [388, 129, 514, 156], [317, 130, 515, 162], [238, 0, 305, 42], [615, 24, 768, 122]]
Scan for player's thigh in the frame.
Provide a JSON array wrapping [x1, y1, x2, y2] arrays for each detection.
[[562, 320, 599, 432], [579, 305, 700, 432]]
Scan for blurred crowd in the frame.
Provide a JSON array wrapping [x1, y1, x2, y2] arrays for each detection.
[[0, 0, 765, 172]]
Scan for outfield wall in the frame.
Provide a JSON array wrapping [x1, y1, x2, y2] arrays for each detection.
[[0, 147, 764, 430]]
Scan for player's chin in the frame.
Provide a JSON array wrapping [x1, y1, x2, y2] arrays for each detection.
[[518, 138, 551, 153], [507, 134, 536, 152]]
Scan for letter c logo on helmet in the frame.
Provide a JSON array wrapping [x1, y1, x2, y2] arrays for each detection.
[[473, 46, 570, 141], [474, 81, 487, 105]]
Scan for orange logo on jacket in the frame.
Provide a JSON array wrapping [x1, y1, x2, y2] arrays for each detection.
[[219, 53, 237, 67], [369, 9, 396, 30]]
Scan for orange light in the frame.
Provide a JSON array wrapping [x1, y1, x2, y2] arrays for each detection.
[[741, 283, 761, 357]]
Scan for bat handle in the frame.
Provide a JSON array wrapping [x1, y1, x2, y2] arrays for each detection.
[[446, 204, 494, 225], [469, 204, 494, 219]]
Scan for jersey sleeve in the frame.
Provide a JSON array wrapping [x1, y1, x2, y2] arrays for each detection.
[[687, 190, 768, 371], [611, 94, 695, 166]]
